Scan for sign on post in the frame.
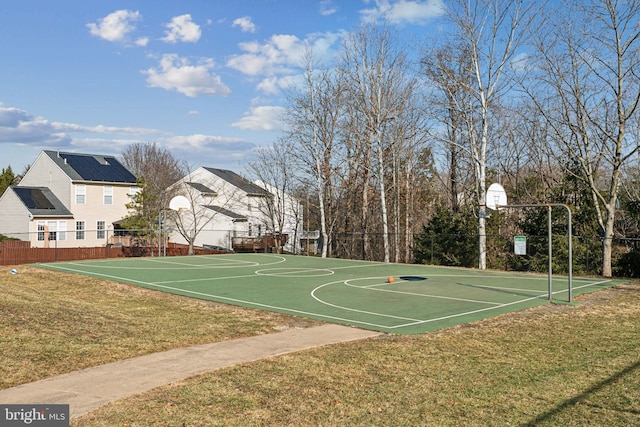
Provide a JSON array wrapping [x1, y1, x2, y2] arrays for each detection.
[[514, 235, 527, 255]]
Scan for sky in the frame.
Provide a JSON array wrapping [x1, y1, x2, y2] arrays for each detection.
[[0, 0, 446, 175]]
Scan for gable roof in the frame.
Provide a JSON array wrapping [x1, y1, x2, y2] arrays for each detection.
[[203, 167, 271, 197], [203, 205, 247, 221], [12, 186, 73, 217], [43, 150, 137, 184], [186, 182, 217, 196]]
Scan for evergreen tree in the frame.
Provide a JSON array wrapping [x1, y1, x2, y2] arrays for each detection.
[[413, 204, 477, 267], [0, 166, 16, 196]]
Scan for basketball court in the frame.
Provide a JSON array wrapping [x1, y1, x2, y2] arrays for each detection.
[[34, 254, 623, 335]]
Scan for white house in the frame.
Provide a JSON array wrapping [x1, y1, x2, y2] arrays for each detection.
[[0, 150, 139, 247], [255, 180, 303, 253], [168, 167, 302, 252]]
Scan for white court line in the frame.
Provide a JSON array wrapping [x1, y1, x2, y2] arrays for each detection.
[[55, 254, 287, 270], [388, 279, 614, 329], [310, 278, 517, 324], [37, 263, 407, 330], [362, 286, 506, 306], [38, 260, 615, 332], [351, 279, 506, 305]]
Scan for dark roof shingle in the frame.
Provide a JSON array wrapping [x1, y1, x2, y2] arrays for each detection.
[[203, 167, 270, 197], [12, 186, 73, 217], [203, 205, 247, 221], [44, 150, 137, 183]]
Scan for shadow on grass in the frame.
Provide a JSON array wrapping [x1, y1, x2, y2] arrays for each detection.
[[523, 359, 640, 426]]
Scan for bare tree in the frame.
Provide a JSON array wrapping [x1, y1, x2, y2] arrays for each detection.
[[428, 0, 535, 269], [284, 47, 343, 258], [422, 42, 477, 213], [120, 142, 184, 214], [524, 0, 640, 277], [340, 23, 418, 262], [249, 139, 303, 253]]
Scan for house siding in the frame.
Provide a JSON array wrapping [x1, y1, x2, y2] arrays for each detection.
[[168, 167, 275, 250], [19, 152, 73, 206], [0, 189, 31, 240], [0, 151, 138, 248]]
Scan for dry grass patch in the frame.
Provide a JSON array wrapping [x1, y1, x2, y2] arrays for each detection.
[[0, 265, 320, 388], [76, 284, 640, 427]]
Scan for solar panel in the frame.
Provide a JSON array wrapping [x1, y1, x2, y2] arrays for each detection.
[[14, 187, 56, 209], [59, 153, 137, 183]]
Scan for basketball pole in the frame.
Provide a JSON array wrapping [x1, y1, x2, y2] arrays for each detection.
[[498, 203, 573, 302], [487, 184, 573, 302], [548, 205, 552, 301]]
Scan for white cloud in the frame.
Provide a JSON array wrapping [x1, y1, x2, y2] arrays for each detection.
[[510, 52, 531, 73], [232, 106, 286, 131], [0, 105, 261, 169], [232, 16, 257, 33], [226, 32, 343, 78], [135, 37, 149, 47], [227, 34, 304, 76], [162, 14, 201, 43], [0, 106, 68, 145], [320, 0, 338, 16], [143, 54, 231, 97], [87, 10, 141, 42], [165, 134, 257, 167], [50, 122, 159, 135], [0, 105, 160, 157], [256, 75, 299, 95], [166, 134, 251, 150], [361, 0, 445, 25]]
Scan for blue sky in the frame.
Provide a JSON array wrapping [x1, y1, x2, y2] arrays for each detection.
[[0, 0, 445, 174]]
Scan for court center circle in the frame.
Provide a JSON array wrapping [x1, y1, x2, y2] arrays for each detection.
[[255, 268, 335, 277]]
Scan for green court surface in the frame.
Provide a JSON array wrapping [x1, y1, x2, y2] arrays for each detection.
[[35, 254, 625, 335]]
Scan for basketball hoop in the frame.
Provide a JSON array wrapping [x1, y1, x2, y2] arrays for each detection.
[[169, 195, 191, 212], [486, 183, 507, 211]]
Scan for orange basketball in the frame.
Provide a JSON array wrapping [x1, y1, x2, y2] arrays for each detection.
[[387, 276, 394, 283]]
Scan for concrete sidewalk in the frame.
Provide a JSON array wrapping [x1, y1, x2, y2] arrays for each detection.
[[0, 324, 381, 419]]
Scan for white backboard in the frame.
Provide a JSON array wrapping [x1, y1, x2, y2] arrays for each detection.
[[169, 195, 191, 211], [486, 183, 508, 210]]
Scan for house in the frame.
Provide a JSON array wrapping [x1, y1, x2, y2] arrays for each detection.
[[0, 150, 139, 247], [169, 167, 302, 252], [255, 180, 304, 253]]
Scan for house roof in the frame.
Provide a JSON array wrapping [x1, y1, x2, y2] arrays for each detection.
[[203, 167, 271, 197], [203, 205, 247, 221], [186, 182, 217, 195], [12, 186, 73, 217], [43, 150, 137, 184]]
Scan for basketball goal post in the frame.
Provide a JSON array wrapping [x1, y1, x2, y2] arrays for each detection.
[[157, 196, 191, 257], [486, 183, 573, 302]]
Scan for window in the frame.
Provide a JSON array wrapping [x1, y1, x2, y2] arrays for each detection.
[[96, 221, 106, 239], [75, 184, 86, 204], [37, 222, 45, 241], [128, 186, 139, 203], [57, 221, 67, 241], [103, 186, 113, 205], [47, 221, 57, 241], [76, 221, 85, 240]]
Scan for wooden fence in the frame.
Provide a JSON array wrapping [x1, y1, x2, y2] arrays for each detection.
[[0, 240, 227, 266], [0, 240, 124, 265]]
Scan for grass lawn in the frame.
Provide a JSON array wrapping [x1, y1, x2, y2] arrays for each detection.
[[0, 265, 320, 389], [2, 264, 639, 426]]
